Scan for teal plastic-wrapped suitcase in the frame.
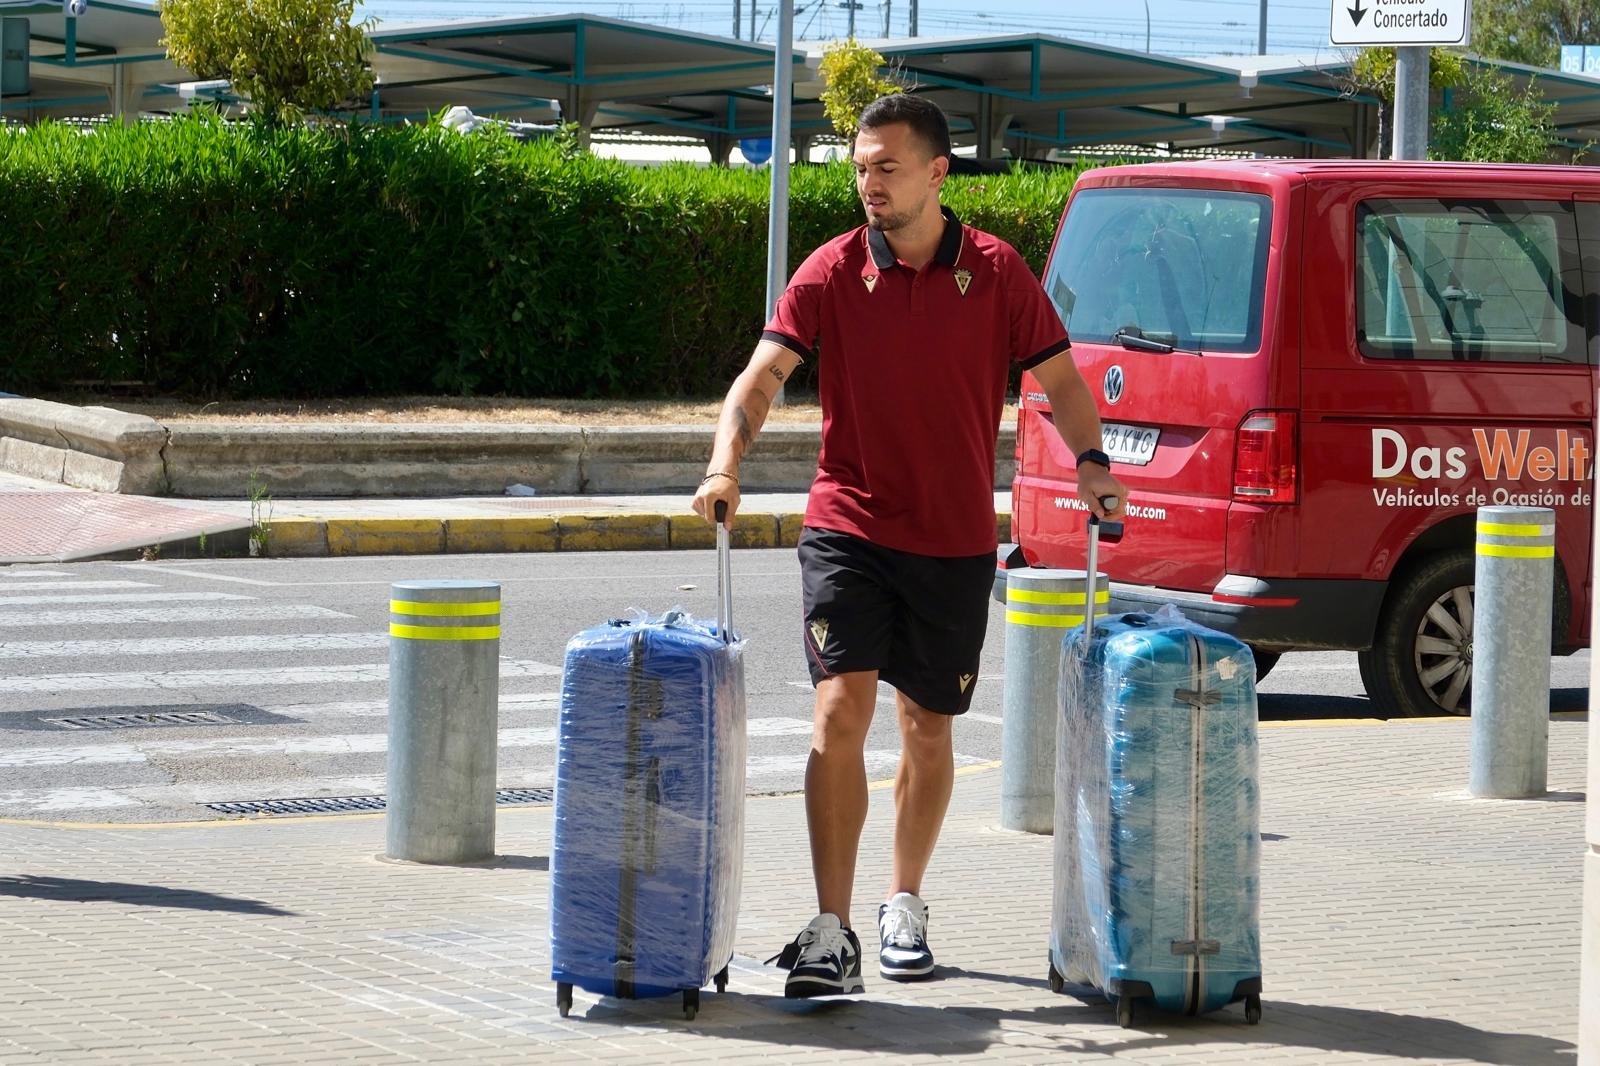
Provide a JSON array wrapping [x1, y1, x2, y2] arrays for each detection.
[[1047, 509, 1263, 1028]]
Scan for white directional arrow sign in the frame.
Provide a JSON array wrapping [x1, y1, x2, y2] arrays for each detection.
[[1330, 0, 1470, 46]]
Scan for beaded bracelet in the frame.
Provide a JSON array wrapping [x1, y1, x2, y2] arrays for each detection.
[[700, 471, 739, 485]]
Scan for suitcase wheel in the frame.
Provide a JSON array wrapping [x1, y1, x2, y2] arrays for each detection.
[[1116, 993, 1135, 1028], [714, 966, 729, 994], [1244, 994, 1262, 1025], [556, 982, 573, 1018], [1047, 961, 1064, 995], [682, 988, 699, 1021]]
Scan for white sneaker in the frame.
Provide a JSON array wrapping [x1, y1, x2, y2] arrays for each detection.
[[877, 892, 935, 980], [767, 913, 865, 998]]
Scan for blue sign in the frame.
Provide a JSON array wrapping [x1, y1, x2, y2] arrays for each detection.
[[740, 137, 773, 166], [1560, 45, 1600, 75]]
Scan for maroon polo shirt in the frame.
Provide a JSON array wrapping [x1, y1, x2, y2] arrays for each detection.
[[763, 207, 1070, 557]]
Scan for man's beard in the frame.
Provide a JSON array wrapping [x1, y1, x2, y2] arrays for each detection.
[[864, 195, 923, 231]]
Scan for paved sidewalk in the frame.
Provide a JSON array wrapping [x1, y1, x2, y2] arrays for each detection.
[[0, 716, 1585, 1065]]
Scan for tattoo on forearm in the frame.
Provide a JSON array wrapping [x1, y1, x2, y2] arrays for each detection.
[[769, 364, 786, 383], [733, 407, 754, 452]]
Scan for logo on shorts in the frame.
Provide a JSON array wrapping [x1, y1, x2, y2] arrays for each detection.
[[958, 673, 975, 693], [809, 619, 830, 652], [954, 268, 973, 297], [862, 274, 878, 293]]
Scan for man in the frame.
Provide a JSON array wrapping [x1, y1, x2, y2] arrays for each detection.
[[692, 94, 1125, 998]]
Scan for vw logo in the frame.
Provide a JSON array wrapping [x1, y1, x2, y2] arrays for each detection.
[[1103, 365, 1125, 405]]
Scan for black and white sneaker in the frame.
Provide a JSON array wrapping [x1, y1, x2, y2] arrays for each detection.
[[767, 913, 865, 998], [877, 892, 935, 980]]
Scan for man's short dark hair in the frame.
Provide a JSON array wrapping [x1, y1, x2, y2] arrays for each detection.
[[857, 94, 952, 161]]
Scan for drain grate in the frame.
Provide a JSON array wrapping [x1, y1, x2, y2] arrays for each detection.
[[205, 787, 554, 817], [45, 709, 242, 730]]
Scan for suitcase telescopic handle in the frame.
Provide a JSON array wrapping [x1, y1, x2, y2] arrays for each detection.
[[1084, 496, 1123, 640], [714, 501, 732, 643]]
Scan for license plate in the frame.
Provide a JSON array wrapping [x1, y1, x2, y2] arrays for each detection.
[[1102, 422, 1159, 465]]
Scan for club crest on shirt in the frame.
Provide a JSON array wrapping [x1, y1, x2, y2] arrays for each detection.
[[809, 618, 830, 651], [863, 274, 879, 293], [954, 269, 973, 297]]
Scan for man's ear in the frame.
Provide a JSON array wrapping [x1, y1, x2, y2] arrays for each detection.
[[930, 153, 949, 189]]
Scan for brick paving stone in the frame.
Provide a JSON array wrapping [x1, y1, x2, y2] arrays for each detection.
[[0, 717, 1584, 1064]]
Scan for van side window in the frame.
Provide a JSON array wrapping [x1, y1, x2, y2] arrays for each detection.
[[1356, 199, 1583, 364]]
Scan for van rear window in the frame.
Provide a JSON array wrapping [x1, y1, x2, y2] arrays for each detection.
[[1043, 188, 1271, 352], [1357, 199, 1584, 364]]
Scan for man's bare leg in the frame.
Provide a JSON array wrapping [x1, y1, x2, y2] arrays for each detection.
[[805, 671, 879, 929], [889, 693, 954, 898]]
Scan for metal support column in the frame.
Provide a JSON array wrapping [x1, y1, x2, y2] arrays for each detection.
[[1468, 507, 1553, 799], [1392, 45, 1430, 160], [765, 1, 794, 403], [1000, 568, 1106, 833], [1582, 422, 1600, 1058], [386, 580, 502, 864]]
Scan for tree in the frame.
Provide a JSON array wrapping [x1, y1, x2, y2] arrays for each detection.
[[160, 0, 377, 125], [817, 38, 902, 144], [1430, 66, 1560, 161], [1342, 47, 1465, 157], [1472, 0, 1600, 69]]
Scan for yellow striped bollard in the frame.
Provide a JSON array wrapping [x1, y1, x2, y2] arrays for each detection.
[[1469, 507, 1554, 799], [1001, 568, 1109, 833], [386, 580, 502, 863]]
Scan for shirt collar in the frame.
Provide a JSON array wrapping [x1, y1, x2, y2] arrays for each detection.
[[865, 206, 964, 271]]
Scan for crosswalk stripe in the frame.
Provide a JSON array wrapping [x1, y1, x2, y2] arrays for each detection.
[[0, 658, 561, 694], [743, 750, 988, 781], [213, 693, 562, 720], [0, 591, 251, 607], [0, 580, 154, 592], [0, 633, 388, 660], [0, 786, 143, 811], [0, 570, 73, 578], [115, 564, 280, 586], [0, 716, 814, 767], [0, 604, 353, 628]]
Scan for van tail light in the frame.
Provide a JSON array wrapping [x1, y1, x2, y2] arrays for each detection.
[[1233, 410, 1298, 504]]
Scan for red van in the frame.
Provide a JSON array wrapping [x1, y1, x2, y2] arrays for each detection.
[[1005, 160, 1595, 717]]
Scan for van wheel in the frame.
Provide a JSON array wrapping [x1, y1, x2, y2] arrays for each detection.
[[1247, 648, 1280, 682], [1358, 550, 1474, 717]]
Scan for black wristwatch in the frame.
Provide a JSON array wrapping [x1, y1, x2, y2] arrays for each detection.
[[1076, 448, 1112, 470]]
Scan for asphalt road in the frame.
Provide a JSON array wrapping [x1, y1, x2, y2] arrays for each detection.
[[0, 551, 1589, 823]]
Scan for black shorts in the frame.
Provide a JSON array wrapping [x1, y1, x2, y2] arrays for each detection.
[[798, 526, 995, 715]]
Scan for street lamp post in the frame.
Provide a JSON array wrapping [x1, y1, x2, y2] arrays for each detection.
[[765, 1, 794, 402]]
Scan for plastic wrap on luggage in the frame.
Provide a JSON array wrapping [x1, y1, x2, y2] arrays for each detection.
[[550, 609, 747, 998], [1052, 605, 1262, 1014]]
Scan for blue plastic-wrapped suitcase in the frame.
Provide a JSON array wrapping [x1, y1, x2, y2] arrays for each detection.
[[1047, 512, 1263, 1029], [550, 516, 746, 1021]]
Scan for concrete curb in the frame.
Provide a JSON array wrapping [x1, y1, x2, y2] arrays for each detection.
[[0, 400, 1017, 498], [262, 512, 1014, 557], [0, 398, 168, 494]]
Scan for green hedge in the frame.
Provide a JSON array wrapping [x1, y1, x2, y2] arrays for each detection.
[[0, 115, 1103, 398]]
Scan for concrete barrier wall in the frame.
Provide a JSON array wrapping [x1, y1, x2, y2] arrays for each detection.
[[1, 400, 1019, 498]]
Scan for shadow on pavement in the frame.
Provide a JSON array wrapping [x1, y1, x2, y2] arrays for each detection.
[[1257, 692, 1380, 721], [1258, 688, 1590, 722], [577, 990, 1575, 1064], [1551, 688, 1588, 713], [0, 875, 295, 916]]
